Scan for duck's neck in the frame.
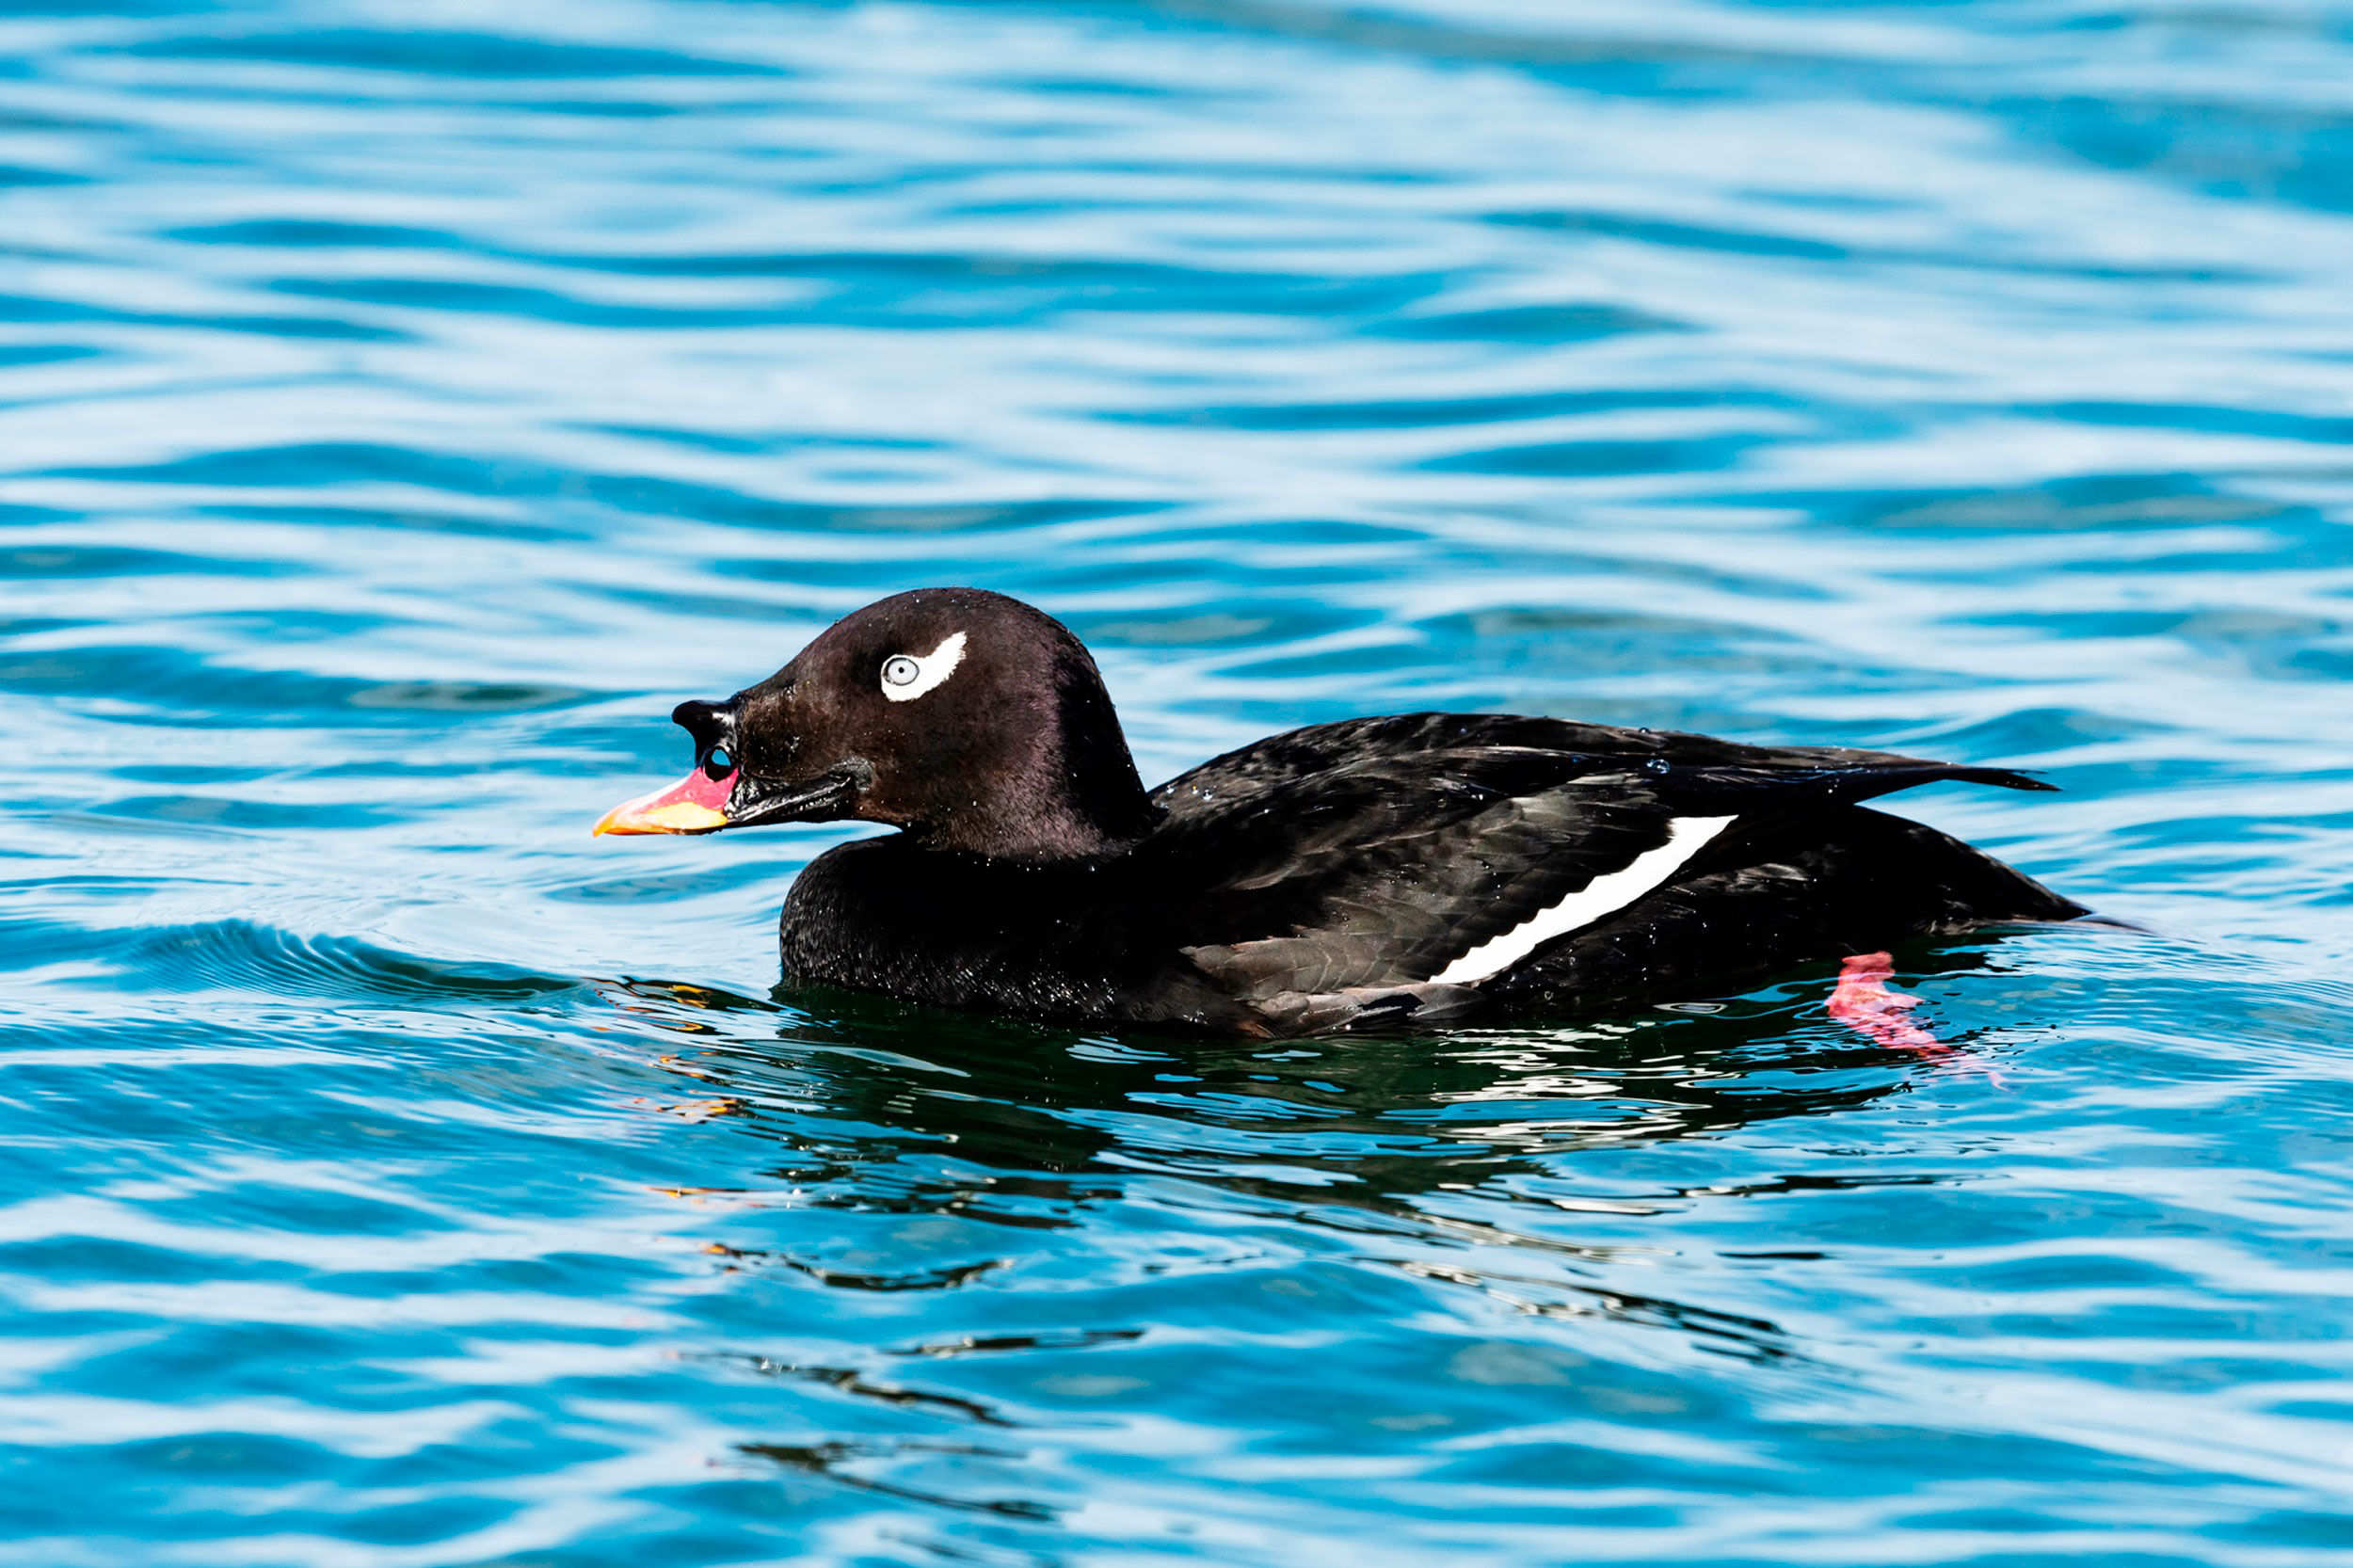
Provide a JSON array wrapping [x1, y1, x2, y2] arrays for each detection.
[[918, 667, 1161, 862]]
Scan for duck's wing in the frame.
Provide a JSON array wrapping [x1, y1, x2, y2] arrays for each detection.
[[1146, 712, 2051, 1023]]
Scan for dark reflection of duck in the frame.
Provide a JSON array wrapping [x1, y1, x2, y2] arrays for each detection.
[[595, 588, 2086, 1036], [604, 939, 2024, 1360]]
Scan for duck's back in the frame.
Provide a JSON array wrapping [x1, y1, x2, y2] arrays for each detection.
[[1138, 713, 2083, 1032]]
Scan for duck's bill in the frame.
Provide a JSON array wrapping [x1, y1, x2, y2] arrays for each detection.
[[593, 767, 736, 836], [593, 767, 862, 837]]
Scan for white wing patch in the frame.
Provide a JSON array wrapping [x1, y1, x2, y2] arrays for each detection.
[[1428, 815, 1738, 986], [879, 631, 968, 702]]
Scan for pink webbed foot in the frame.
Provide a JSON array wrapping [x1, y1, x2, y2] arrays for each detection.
[[1827, 952, 1938, 1052], [1826, 952, 2006, 1086]]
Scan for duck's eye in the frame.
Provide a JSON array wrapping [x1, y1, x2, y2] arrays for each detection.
[[878, 631, 968, 702], [702, 745, 734, 779]]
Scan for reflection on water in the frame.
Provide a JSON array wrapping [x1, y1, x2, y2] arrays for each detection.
[[4, 0, 2353, 1560], [606, 940, 2041, 1363]]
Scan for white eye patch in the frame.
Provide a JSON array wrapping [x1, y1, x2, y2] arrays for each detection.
[[878, 630, 967, 702]]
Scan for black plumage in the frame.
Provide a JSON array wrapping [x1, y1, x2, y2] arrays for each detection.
[[596, 588, 2086, 1036]]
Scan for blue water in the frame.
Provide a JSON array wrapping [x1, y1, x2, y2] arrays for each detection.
[[5, 0, 2353, 1561]]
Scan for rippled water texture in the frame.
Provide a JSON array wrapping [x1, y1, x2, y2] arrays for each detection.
[[5, 0, 2353, 1561]]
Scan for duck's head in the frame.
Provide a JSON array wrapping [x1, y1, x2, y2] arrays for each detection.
[[593, 587, 1159, 860]]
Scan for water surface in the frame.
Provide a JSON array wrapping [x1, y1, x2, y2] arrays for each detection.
[[4, 0, 2353, 1562]]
